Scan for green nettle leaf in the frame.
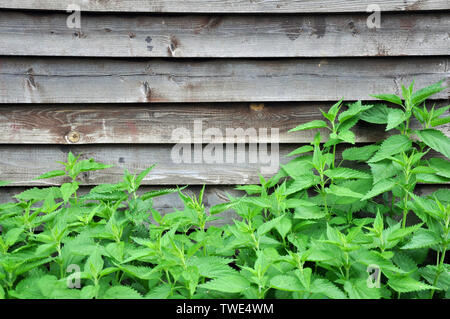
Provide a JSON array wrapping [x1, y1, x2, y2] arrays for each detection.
[[60, 182, 79, 203], [294, 205, 327, 220], [337, 101, 370, 123], [324, 168, 371, 180], [145, 284, 172, 299], [270, 275, 304, 292], [427, 158, 450, 179], [361, 179, 396, 201], [285, 175, 318, 195], [188, 257, 236, 278], [289, 120, 328, 132], [369, 160, 400, 184], [411, 80, 445, 107], [359, 104, 390, 124], [388, 276, 436, 293], [430, 116, 450, 127], [102, 286, 143, 299], [285, 198, 317, 208], [257, 215, 284, 237], [401, 229, 441, 250], [370, 94, 403, 106], [386, 108, 406, 131], [420, 265, 450, 291], [199, 275, 251, 294], [86, 250, 104, 278], [141, 188, 180, 201], [342, 145, 379, 162], [275, 216, 292, 239], [416, 129, 450, 159], [325, 185, 363, 199], [432, 104, 450, 119], [287, 145, 314, 157], [72, 159, 113, 178], [241, 197, 271, 208], [15, 187, 62, 202], [35, 170, 66, 180], [338, 116, 360, 133], [136, 165, 156, 185], [387, 224, 422, 242], [325, 100, 343, 121], [368, 135, 412, 163], [416, 173, 450, 184], [4, 228, 23, 247], [337, 130, 356, 144], [115, 265, 155, 281], [352, 249, 402, 274], [311, 278, 347, 299], [343, 279, 381, 299], [236, 185, 265, 195]]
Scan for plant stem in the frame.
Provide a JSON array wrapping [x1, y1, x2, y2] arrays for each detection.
[[319, 178, 329, 218], [402, 192, 410, 229], [430, 245, 447, 299], [332, 145, 336, 169]]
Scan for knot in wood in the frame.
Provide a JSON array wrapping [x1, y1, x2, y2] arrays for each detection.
[[250, 103, 265, 111], [67, 131, 80, 143]]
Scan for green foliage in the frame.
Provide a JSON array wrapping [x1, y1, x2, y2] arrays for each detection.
[[0, 81, 448, 299]]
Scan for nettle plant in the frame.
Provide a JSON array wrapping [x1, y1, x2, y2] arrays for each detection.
[[0, 81, 449, 299]]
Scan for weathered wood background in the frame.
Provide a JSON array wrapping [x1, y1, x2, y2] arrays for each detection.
[[0, 0, 448, 213]]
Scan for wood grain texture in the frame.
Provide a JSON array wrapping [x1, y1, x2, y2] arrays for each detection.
[[1, 185, 445, 204], [0, 0, 448, 13], [0, 185, 446, 228], [0, 57, 447, 103], [0, 144, 293, 186], [1, 11, 449, 57], [0, 144, 446, 186], [0, 103, 448, 144], [0, 185, 243, 227]]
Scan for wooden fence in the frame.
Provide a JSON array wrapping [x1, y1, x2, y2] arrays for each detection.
[[0, 0, 448, 210]]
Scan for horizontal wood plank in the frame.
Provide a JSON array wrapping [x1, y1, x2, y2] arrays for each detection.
[[0, 57, 447, 103], [0, 185, 446, 220], [0, 103, 448, 144], [0, 185, 242, 227], [0, 0, 448, 13], [0, 144, 446, 186], [1, 11, 449, 57]]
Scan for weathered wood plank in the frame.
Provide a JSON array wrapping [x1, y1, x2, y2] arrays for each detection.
[[0, 185, 242, 227], [0, 145, 446, 186], [0, 103, 448, 144], [0, 144, 290, 186], [1, 184, 446, 228], [0, 184, 446, 214], [0, 57, 447, 103], [1, 11, 449, 57], [0, 0, 448, 13]]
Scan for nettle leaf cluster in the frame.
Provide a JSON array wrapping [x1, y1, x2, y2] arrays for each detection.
[[0, 81, 449, 299]]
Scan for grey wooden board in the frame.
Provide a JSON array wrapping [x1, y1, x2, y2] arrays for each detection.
[[0, 144, 445, 186], [0, 103, 448, 144], [0, 185, 242, 227], [0, 57, 448, 103], [1, 11, 449, 57], [0, 0, 448, 13], [0, 184, 446, 227]]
